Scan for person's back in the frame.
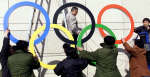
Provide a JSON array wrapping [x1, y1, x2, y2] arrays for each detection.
[[78, 43, 121, 77], [56, 57, 87, 77], [122, 39, 150, 77], [7, 50, 40, 77], [54, 44, 88, 77], [7, 40, 40, 77], [94, 44, 121, 77], [77, 36, 121, 77]]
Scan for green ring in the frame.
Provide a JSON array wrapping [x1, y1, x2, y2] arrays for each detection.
[[77, 24, 118, 65]]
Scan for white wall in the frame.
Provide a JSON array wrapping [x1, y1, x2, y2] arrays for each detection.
[[0, 0, 150, 77]]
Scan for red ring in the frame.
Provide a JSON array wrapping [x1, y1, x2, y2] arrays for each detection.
[[97, 4, 134, 44]]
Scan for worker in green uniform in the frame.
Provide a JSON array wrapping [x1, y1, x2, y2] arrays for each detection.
[[77, 36, 121, 77], [7, 40, 40, 77]]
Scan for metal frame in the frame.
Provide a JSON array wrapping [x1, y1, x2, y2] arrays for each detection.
[[28, 0, 67, 77]]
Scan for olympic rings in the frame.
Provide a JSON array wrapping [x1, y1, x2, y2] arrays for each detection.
[[29, 24, 75, 70], [53, 2, 95, 44], [4, 1, 136, 69], [3, 1, 50, 44], [30, 24, 117, 69], [77, 24, 117, 65], [97, 4, 134, 44]]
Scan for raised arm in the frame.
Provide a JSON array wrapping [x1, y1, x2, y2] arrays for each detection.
[[123, 42, 134, 53], [122, 39, 136, 55], [31, 56, 40, 69], [54, 62, 64, 76], [0, 30, 11, 61], [77, 47, 99, 61]]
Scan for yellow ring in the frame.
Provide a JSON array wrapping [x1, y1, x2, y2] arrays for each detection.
[[29, 24, 75, 70]]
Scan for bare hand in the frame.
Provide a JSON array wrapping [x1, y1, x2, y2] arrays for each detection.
[[121, 38, 126, 43], [5, 29, 10, 34], [77, 47, 83, 51], [4, 29, 10, 37], [77, 31, 80, 34], [77, 29, 82, 34]]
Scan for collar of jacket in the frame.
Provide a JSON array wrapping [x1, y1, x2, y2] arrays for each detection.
[[141, 25, 150, 30], [100, 43, 115, 48], [15, 50, 24, 54]]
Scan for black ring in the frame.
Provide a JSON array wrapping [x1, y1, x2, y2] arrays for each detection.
[[53, 2, 95, 44]]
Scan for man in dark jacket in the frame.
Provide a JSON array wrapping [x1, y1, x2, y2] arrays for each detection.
[[7, 40, 40, 77], [0, 30, 16, 77], [77, 36, 121, 77], [134, 18, 150, 66], [54, 43, 88, 77], [134, 18, 150, 43]]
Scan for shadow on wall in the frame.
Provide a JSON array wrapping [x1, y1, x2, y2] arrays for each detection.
[[41, 60, 60, 77]]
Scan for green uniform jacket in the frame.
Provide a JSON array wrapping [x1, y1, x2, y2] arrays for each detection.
[[7, 50, 40, 77], [79, 43, 121, 77]]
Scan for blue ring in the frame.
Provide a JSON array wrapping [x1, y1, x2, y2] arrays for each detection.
[[3, 1, 50, 45]]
